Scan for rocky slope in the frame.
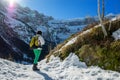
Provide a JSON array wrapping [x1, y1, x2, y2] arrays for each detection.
[[47, 15, 120, 72]]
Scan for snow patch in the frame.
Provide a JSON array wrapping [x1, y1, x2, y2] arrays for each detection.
[[111, 17, 117, 21], [59, 37, 77, 51], [61, 53, 87, 68], [112, 28, 120, 40]]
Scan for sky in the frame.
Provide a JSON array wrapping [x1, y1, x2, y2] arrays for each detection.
[[20, 0, 120, 19]]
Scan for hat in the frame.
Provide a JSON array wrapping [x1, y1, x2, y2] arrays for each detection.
[[36, 30, 42, 35]]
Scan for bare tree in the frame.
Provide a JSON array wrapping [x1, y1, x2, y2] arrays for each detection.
[[102, 0, 105, 20], [98, 0, 108, 37]]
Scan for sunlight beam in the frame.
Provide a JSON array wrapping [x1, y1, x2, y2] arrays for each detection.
[[9, 0, 15, 7], [5, 0, 22, 8]]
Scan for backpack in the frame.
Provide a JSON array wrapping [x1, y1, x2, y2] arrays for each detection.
[[29, 35, 41, 48]]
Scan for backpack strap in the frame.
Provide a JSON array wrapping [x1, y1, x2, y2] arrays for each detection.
[[29, 36, 35, 48]]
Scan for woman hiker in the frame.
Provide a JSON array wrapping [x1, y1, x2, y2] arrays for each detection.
[[29, 30, 45, 70]]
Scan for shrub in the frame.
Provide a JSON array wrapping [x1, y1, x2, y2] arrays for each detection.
[[60, 44, 74, 60], [75, 40, 120, 72]]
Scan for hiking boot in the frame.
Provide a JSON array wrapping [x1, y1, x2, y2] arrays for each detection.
[[32, 64, 39, 71]]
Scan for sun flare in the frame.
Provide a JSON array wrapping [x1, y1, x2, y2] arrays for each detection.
[[9, 0, 15, 7], [6, 0, 21, 7]]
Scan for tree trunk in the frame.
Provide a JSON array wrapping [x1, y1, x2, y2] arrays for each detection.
[[98, 0, 108, 37], [102, 0, 105, 21]]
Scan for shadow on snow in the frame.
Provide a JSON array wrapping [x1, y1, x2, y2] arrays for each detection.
[[35, 71, 53, 80]]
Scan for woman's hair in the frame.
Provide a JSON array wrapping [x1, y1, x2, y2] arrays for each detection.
[[36, 30, 42, 35]]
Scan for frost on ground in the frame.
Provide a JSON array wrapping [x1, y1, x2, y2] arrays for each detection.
[[0, 53, 120, 80]]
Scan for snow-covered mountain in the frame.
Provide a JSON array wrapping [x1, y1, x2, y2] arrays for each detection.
[[0, 53, 120, 80], [47, 16, 98, 44]]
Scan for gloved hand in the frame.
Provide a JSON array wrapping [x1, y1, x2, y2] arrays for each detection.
[[37, 48, 42, 50]]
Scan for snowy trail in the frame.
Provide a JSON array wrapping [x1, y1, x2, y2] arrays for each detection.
[[0, 53, 120, 80], [0, 59, 52, 80]]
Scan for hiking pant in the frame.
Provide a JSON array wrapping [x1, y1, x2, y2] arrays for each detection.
[[33, 49, 42, 64]]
